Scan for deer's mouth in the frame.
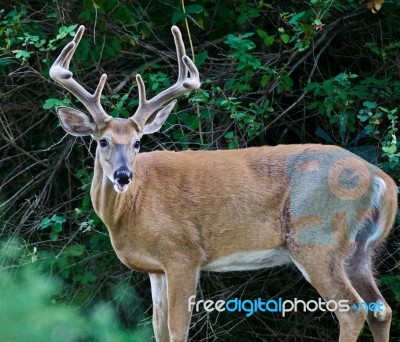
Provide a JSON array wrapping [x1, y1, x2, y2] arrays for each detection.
[[113, 169, 132, 193], [114, 181, 129, 193]]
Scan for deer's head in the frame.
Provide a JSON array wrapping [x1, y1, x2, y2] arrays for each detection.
[[50, 26, 200, 193]]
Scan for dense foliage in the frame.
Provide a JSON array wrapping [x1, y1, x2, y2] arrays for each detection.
[[0, 0, 399, 341]]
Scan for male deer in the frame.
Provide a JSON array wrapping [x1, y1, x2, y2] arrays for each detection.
[[50, 25, 396, 342]]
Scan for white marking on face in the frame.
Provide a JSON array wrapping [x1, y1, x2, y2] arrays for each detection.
[[202, 249, 291, 272]]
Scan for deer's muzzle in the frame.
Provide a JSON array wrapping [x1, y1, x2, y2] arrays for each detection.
[[113, 168, 132, 193]]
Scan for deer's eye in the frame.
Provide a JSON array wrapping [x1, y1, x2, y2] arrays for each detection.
[[134, 140, 140, 149], [99, 139, 108, 147]]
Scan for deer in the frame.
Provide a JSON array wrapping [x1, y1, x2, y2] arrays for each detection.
[[49, 25, 397, 342]]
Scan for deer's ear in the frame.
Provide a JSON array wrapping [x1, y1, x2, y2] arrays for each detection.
[[142, 100, 176, 135], [57, 107, 97, 136]]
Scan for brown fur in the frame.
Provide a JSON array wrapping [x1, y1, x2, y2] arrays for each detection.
[[87, 135, 396, 342]]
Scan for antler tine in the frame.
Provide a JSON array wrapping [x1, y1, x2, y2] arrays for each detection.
[[53, 24, 84, 70], [171, 26, 200, 87], [132, 26, 201, 130], [173, 26, 187, 82], [49, 25, 111, 128]]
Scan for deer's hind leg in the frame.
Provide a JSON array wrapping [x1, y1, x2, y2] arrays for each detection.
[[291, 243, 368, 342], [346, 220, 392, 342]]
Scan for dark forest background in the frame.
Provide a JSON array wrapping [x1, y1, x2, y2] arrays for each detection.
[[0, 1, 399, 341]]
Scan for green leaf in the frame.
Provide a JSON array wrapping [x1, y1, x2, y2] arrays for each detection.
[[74, 272, 97, 284], [109, 38, 121, 56], [261, 75, 270, 88], [224, 132, 235, 139], [256, 29, 266, 38], [111, 4, 134, 25], [178, 113, 199, 130], [43, 98, 65, 109], [263, 35, 274, 47], [383, 145, 397, 154], [357, 114, 369, 122], [79, 10, 91, 21], [66, 244, 85, 257], [185, 4, 204, 14], [313, 19, 323, 26], [195, 51, 208, 67], [237, 13, 248, 25], [49, 232, 59, 241], [307, 102, 321, 110], [172, 10, 185, 25], [363, 101, 376, 109], [51, 215, 66, 223], [14, 50, 30, 59], [241, 32, 255, 39], [281, 75, 293, 89], [289, 11, 305, 25], [381, 275, 400, 301], [305, 82, 320, 91], [322, 80, 334, 93], [228, 139, 238, 149], [280, 34, 289, 44], [56, 24, 78, 40], [38, 217, 51, 229], [52, 223, 63, 233]]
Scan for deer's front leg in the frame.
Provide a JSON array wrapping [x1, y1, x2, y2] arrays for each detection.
[[150, 273, 170, 342], [166, 266, 199, 342]]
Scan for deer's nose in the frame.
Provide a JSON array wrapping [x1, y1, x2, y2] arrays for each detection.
[[114, 168, 132, 185]]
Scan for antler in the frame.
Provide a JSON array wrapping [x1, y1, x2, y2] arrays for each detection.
[[49, 25, 111, 128], [132, 26, 201, 130]]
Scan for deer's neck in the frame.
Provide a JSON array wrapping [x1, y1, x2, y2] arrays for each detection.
[[90, 155, 139, 230], [90, 156, 162, 272]]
